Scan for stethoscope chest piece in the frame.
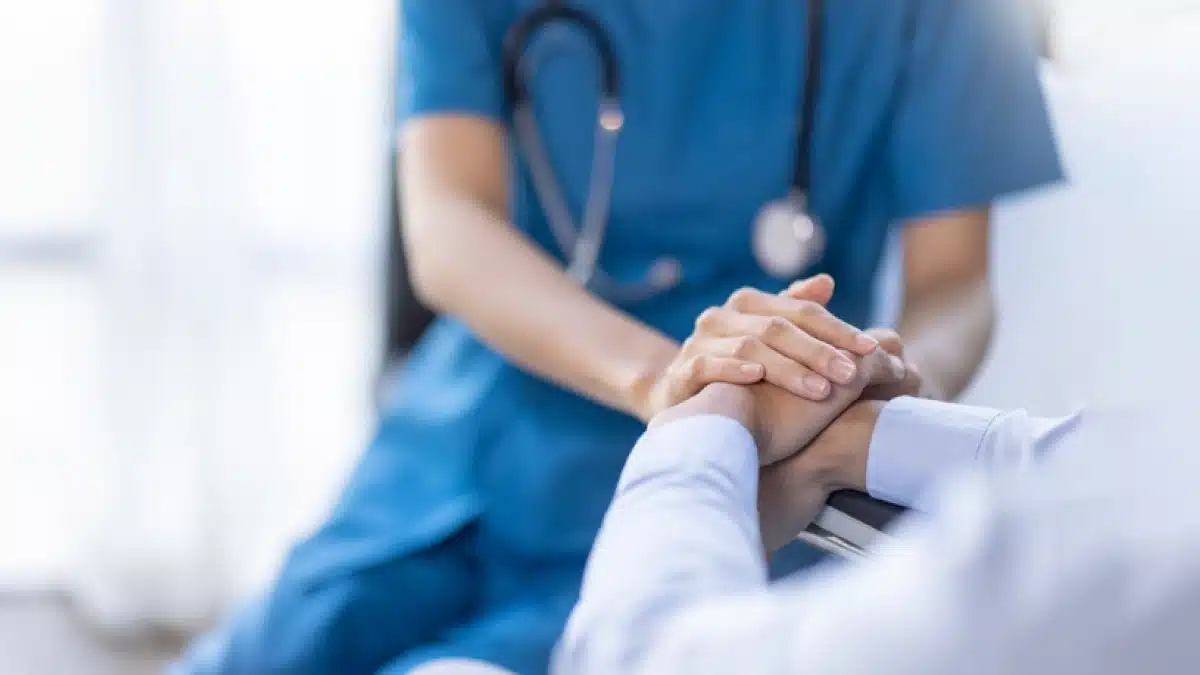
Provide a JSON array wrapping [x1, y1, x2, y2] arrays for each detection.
[[753, 193, 826, 280]]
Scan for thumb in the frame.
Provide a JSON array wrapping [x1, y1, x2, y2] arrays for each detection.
[[783, 273, 835, 306]]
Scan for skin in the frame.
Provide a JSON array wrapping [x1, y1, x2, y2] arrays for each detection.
[[403, 116, 991, 554], [895, 210, 994, 401], [785, 211, 994, 402], [410, 384, 892, 674], [400, 117, 880, 424], [403, 117, 993, 421], [653, 379, 891, 556], [653, 325, 919, 554]]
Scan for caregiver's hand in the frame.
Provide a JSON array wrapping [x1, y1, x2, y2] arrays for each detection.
[[781, 284, 926, 401], [753, 332, 921, 552], [637, 275, 880, 420]]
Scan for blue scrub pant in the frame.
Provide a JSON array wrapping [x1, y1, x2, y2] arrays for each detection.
[[172, 522, 583, 675]]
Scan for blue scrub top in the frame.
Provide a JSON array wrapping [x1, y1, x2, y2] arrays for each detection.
[[295, 0, 1062, 584]]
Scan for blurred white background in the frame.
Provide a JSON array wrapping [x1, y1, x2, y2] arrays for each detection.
[[1, 0, 1199, 649], [0, 0, 393, 633]]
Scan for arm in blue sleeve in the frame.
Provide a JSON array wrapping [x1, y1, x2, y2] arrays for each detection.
[[553, 415, 769, 675], [397, 0, 510, 122], [886, 0, 1065, 221]]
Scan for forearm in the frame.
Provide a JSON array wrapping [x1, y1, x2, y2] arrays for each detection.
[[823, 397, 1077, 509], [757, 400, 883, 553], [556, 385, 767, 674], [896, 274, 995, 401], [402, 126, 677, 420]]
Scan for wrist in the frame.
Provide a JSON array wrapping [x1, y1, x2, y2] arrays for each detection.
[[811, 400, 884, 493], [697, 383, 758, 434], [625, 340, 680, 423], [648, 383, 758, 437]]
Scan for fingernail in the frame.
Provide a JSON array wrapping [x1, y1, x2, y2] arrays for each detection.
[[741, 363, 763, 377], [802, 374, 830, 395], [854, 333, 879, 352], [830, 357, 857, 384], [890, 356, 907, 379]]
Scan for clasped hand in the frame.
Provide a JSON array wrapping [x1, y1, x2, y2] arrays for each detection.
[[648, 275, 922, 551]]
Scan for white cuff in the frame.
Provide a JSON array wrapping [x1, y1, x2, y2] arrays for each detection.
[[866, 397, 1003, 508]]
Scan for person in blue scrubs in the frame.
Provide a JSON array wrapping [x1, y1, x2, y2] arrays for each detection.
[[174, 0, 1061, 673]]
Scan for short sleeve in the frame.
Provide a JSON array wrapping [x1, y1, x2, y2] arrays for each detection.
[[397, 0, 508, 122], [885, 0, 1065, 222]]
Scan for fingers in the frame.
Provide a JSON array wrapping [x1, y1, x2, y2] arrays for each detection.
[[865, 328, 904, 358], [725, 287, 877, 356], [694, 334, 833, 400], [783, 273, 835, 306], [758, 460, 831, 553], [665, 354, 766, 405], [862, 360, 923, 401], [698, 306, 860, 388], [689, 355, 766, 386], [856, 347, 908, 387]]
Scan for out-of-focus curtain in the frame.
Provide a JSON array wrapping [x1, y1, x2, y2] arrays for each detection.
[[0, 0, 394, 635]]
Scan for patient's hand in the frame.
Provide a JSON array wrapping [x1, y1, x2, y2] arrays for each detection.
[[648, 316, 907, 553], [859, 328, 924, 401], [752, 346, 905, 466], [757, 401, 883, 552]]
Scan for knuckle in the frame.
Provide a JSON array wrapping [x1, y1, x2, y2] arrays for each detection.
[[816, 342, 842, 364], [864, 353, 894, 383], [873, 328, 901, 344], [793, 300, 820, 317], [727, 287, 757, 309], [695, 307, 721, 332], [877, 332, 904, 355], [758, 316, 791, 340], [732, 335, 759, 358]]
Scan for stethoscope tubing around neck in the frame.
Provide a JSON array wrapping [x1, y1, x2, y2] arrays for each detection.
[[795, 0, 823, 199], [508, 4, 681, 303], [505, 0, 823, 301]]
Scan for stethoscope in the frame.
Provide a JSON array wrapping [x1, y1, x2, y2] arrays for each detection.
[[504, 0, 826, 302]]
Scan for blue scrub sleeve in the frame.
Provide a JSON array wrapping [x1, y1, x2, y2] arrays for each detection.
[[885, 0, 1065, 222], [397, 0, 509, 122]]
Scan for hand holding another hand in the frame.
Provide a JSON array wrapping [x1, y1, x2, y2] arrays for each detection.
[[750, 344, 906, 466], [779, 283, 925, 401], [636, 275, 880, 422], [649, 346, 904, 553]]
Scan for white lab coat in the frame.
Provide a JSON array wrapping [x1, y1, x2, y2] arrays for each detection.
[[554, 399, 1200, 675]]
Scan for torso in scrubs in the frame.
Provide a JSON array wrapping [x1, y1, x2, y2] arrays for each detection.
[[174, 1, 1061, 673]]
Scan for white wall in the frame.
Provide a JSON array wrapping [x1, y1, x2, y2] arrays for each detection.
[[960, 17, 1200, 416]]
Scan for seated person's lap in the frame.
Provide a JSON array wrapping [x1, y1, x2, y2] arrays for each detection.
[[380, 591, 578, 674], [175, 525, 480, 674], [174, 519, 590, 675]]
